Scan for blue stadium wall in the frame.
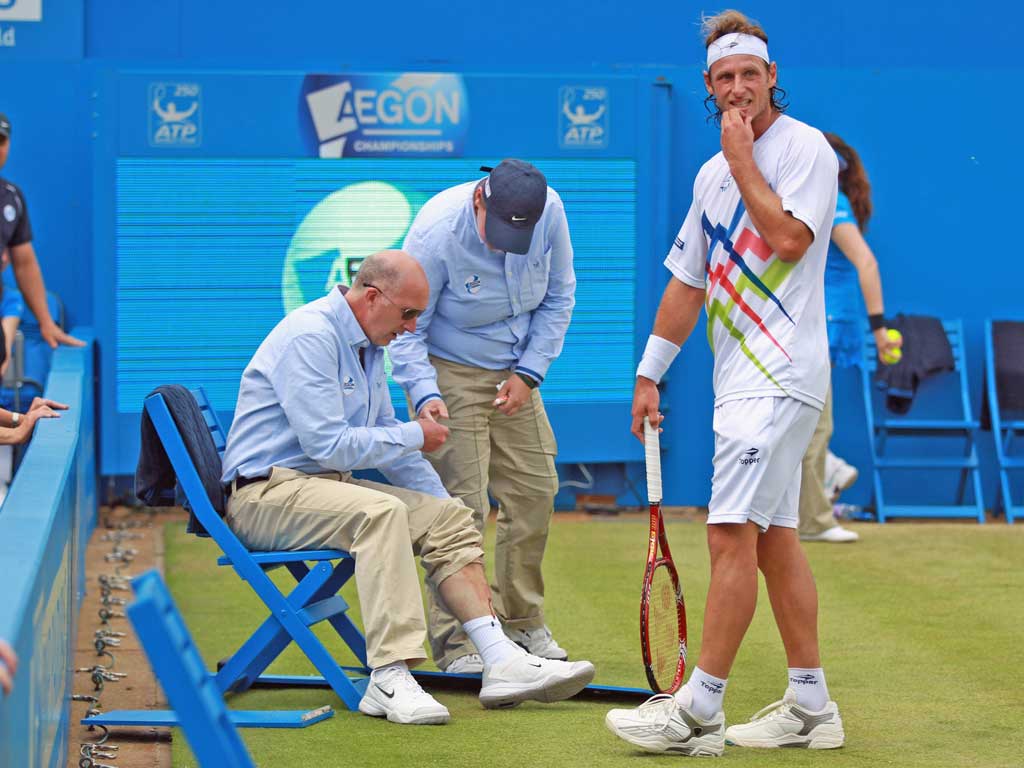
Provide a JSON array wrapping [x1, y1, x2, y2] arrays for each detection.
[[2, 0, 1021, 507]]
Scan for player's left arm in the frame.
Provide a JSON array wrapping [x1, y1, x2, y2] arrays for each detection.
[[9, 242, 85, 348], [515, 200, 576, 386], [721, 110, 833, 263]]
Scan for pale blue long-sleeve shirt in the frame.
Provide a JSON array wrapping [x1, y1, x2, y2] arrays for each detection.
[[221, 286, 448, 499], [388, 179, 576, 412]]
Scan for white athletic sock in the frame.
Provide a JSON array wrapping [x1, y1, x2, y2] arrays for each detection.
[[680, 666, 728, 720], [463, 615, 519, 666], [370, 659, 408, 681], [788, 667, 829, 711]]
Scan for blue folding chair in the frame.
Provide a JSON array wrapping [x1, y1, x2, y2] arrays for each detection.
[[986, 320, 1024, 524], [84, 570, 334, 765], [860, 319, 985, 523], [141, 388, 371, 711]]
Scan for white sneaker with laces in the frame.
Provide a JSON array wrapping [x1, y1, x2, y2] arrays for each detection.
[[358, 666, 450, 725], [605, 688, 725, 756], [504, 625, 569, 660], [800, 525, 859, 543], [479, 648, 595, 709], [725, 688, 844, 749], [824, 451, 859, 501], [443, 653, 484, 674]]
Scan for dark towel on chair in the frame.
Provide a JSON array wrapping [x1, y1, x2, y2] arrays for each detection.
[[981, 320, 1024, 429], [874, 314, 955, 415], [135, 384, 224, 537]]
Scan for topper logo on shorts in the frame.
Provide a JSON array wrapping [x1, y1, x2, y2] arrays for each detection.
[[738, 447, 761, 466], [300, 73, 468, 159]]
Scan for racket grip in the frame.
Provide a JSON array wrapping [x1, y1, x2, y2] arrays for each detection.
[[643, 416, 662, 503]]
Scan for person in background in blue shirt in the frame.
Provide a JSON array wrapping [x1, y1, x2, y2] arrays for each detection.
[[220, 250, 594, 726], [389, 160, 576, 674], [797, 132, 901, 543], [0, 113, 83, 353]]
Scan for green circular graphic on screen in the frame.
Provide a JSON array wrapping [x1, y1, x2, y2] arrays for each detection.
[[282, 180, 414, 313]]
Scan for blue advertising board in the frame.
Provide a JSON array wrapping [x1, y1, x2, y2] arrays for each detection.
[[95, 69, 664, 475], [0, 0, 82, 59]]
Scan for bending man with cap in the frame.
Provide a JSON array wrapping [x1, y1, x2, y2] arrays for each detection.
[[605, 10, 846, 756], [0, 113, 84, 352], [220, 250, 593, 726], [389, 160, 576, 674]]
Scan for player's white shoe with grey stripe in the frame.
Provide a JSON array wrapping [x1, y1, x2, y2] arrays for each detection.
[[724, 689, 844, 749], [605, 689, 725, 756]]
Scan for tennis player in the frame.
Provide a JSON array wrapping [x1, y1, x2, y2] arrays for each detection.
[[606, 9, 846, 755]]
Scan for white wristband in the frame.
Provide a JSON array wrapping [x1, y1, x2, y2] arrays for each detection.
[[636, 334, 681, 384]]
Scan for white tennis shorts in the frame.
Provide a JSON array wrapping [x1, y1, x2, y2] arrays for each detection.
[[707, 396, 821, 531]]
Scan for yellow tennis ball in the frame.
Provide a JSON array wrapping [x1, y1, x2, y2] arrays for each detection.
[[881, 329, 903, 365]]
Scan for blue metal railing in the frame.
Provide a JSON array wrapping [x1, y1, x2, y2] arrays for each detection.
[[0, 330, 97, 768]]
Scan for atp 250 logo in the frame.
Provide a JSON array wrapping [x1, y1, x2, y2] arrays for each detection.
[[299, 73, 468, 158], [148, 82, 202, 147]]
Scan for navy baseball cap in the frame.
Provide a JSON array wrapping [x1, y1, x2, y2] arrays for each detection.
[[480, 159, 547, 254], [0, 114, 10, 139]]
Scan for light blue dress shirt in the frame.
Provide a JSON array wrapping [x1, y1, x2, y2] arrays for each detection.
[[388, 179, 576, 413], [221, 286, 448, 498]]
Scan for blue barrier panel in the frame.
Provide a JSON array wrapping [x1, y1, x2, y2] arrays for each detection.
[[0, 330, 97, 768]]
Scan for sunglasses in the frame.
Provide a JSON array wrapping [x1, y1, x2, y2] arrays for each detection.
[[363, 283, 423, 321]]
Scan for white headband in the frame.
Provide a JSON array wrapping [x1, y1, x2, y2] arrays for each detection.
[[706, 32, 770, 69]]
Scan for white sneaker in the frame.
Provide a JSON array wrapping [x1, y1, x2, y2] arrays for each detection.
[[725, 688, 844, 749], [479, 648, 595, 709], [442, 653, 484, 674], [504, 625, 569, 660], [605, 688, 725, 756], [824, 451, 859, 501], [358, 666, 450, 725], [800, 525, 859, 543]]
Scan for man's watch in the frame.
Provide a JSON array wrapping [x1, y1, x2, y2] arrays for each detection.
[[514, 371, 539, 390], [10, 412, 19, 427]]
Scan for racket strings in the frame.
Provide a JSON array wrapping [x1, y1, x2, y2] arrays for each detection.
[[648, 565, 682, 691]]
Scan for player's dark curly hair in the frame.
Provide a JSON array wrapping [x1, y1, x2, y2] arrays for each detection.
[[823, 132, 873, 231], [701, 9, 789, 125]]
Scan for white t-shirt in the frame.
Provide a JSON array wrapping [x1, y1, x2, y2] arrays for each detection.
[[666, 114, 838, 410]]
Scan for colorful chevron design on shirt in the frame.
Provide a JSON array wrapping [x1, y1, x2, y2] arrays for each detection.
[[700, 202, 793, 392]]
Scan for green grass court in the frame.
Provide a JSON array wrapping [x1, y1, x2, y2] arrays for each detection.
[[165, 517, 1023, 767]]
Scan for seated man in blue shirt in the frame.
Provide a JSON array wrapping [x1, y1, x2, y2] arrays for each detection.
[[220, 250, 594, 726], [389, 160, 576, 673]]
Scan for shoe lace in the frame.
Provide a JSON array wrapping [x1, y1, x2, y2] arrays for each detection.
[[376, 667, 428, 696], [635, 694, 680, 727], [748, 698, 790, 723]]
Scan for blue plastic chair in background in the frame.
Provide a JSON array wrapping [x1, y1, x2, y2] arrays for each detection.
[[860, 319, 985, 523], [142, 388, 371, 710], [985, 320, 1023, 524]]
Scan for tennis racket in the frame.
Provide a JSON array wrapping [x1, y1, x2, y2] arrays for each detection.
[[640, 416, 687, 693]]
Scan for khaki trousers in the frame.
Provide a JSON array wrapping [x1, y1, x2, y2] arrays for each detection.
[[225, 466, 484, 669], [418, 356, 559, 669], [798, 383, 835, 536]]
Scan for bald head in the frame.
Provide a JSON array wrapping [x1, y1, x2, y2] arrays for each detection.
[[348, 250, 429, 346], [353, 249, 427, 296]]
